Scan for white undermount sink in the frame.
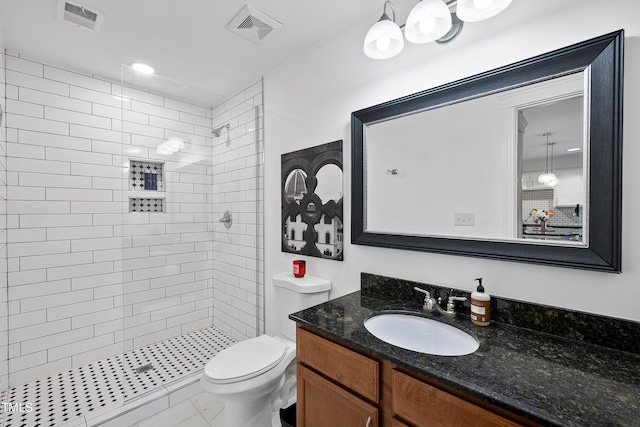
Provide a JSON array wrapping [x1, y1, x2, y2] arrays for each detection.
[[364, 312, 479, 356]]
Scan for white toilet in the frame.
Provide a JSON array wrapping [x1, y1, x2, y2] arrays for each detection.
[[200, 272, 331, 427]]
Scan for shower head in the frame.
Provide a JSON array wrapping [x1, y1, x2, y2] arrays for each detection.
[[212, 123, 230, 137]]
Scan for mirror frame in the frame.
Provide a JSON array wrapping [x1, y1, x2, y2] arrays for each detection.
[[351, 30, 623, 272]]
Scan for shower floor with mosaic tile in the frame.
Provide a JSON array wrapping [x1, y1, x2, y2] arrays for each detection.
[[0, 327, 235, 427]]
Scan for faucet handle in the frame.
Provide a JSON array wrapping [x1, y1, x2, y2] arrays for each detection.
[[413, 287, 430, 298], [446, 294, 467, 314], [413, 287, 431, 309]]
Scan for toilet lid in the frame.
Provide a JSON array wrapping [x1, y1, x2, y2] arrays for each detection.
[[204, 335, 287, 384]]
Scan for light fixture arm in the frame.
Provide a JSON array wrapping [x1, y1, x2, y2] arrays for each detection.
[[380, 0, 397, 23]]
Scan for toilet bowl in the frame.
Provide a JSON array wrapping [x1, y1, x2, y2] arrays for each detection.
[[200, 273, 331, 427], [200, 335, 296, 426]]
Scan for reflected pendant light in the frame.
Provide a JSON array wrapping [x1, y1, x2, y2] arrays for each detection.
[[364, 1, 404, 59], [405, 0, 452, 44], [457, 0, 512, 22], [538, 133, 558, 187]]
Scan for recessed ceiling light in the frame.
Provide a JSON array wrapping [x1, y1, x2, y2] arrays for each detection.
[[567, 147, 581, 152], [131, 62, 155, 74]]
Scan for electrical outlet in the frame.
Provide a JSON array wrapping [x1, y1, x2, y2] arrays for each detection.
[[454, 213, 475, 226]]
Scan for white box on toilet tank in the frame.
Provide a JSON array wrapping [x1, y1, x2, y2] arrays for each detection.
[[273, 272, 331, 341]]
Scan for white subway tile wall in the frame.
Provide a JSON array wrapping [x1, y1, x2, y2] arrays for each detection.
[[1, 38, 10, 395], [3, 52, 264, 386], [211, 80, 264, 341]]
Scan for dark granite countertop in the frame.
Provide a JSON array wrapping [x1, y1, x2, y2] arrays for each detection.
[[290, 276, 640, 427]]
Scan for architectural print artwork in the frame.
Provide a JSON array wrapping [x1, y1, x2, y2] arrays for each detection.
[[281, 140, 344, 260]]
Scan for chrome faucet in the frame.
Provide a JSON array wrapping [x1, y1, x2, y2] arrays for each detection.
[[414, 287, 466, 316]]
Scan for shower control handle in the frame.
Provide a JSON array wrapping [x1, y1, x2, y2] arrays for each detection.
[[219, 211, 232, 229]]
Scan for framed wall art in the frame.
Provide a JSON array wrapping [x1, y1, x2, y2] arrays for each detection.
[[281, 140, 344, 260]]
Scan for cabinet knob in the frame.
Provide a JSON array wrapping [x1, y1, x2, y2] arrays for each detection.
[[365, 416, 372, 427]]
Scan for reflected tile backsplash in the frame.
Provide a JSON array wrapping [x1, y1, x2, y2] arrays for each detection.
[[522, 189, 582, 226]]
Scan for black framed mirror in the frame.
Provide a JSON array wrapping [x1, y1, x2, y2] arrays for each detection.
[[351, 30, 623, 272]]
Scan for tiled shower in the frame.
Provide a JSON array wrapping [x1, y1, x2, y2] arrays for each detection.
[[0, 48, 264, 424]]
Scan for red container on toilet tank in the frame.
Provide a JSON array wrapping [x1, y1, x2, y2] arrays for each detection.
[[293, 260, 306, 278]]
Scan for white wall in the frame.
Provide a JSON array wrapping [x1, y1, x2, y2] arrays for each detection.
[[263, 0, 640, 335]]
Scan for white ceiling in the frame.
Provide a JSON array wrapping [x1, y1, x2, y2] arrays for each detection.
[[0, 0, 383, 106]]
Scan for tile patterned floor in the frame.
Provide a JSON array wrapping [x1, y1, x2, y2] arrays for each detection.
[[0, 327, 234, 427]]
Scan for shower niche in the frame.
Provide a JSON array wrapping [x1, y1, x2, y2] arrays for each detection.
[[128, 159, 165, 213]]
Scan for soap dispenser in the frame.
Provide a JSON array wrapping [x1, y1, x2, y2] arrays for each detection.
[[470, 278, 491, 326]]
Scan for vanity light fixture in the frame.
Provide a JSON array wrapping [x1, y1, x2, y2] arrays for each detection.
[[537, 133, 558, 187], [567, 147, 581, 152], [364, 0, 512, 59]]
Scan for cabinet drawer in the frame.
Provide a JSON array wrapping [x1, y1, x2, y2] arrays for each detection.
[[392, 370, 522, 427], [297, 327, 379, 402]]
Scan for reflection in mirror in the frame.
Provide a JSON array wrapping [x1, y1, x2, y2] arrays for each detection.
[[365, 72, 587, 246], [519, 96, 585, 243]]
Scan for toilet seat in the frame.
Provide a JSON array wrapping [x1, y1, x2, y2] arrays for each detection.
[[204, 335, 286, 384]]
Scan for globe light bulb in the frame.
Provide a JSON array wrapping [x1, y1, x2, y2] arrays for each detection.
[[418, 16, 437, 34], [376, 36, 391, 52], [474, 0, 493, 10]]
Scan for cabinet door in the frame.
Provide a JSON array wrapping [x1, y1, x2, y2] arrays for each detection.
[[554, 167, 583, 206], [297, 364, 378, 427]]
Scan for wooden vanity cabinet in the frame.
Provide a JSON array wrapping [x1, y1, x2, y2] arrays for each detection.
[[296, 325, 537, 427], [296, 326, 379, 427]]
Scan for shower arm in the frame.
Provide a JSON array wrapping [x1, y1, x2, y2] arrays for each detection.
[[212, 123, 230, 137]]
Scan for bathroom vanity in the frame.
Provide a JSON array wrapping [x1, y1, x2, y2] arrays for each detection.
[[296, 326, 527, 426], [291, 274, 640, 427]]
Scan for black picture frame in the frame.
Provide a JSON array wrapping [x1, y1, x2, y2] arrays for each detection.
[[282, 140, 344, 260], [351, 30, 623, 272]]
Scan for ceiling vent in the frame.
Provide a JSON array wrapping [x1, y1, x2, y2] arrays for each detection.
[[227, 5, 283, 44], [57, 0, 104, 32]]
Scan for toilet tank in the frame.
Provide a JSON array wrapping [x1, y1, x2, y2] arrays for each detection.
[[273, 272, 331, 341]]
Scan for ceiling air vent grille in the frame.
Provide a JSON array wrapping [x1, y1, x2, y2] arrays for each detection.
[[227, 5, 283, 44], [57, 0, 104, 32]]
